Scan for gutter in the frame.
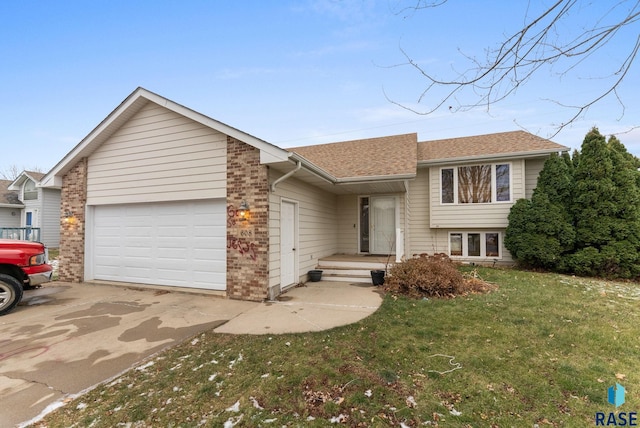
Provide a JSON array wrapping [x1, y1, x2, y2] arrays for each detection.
[[288, 153, 337, 183], [270, 161, 302, 192], [334, 173, 416, 184], [277, 152, 416, 189]]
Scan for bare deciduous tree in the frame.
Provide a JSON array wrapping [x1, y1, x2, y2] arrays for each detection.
[[389, 0, 640, 136]]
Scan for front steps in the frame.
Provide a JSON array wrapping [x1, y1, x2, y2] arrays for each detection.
[[315, 256, 392, 283]]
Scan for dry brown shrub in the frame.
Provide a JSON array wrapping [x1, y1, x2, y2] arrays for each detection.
[[383, 254, 496, 298]]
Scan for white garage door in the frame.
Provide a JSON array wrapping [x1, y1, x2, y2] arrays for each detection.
[[91, 200, 226, 290]]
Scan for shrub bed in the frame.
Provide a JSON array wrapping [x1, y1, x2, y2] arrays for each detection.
[[383, 253, 496, 298]]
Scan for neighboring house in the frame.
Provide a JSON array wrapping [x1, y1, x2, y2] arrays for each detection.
[[40, 87, 568, 301], [0, 180, 24, 233], [8, 171, 61, 247]]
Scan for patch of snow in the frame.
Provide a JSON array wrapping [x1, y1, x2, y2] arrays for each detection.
[[250, 396, 263, 410], [135, 361, 154, 371], [76, 402, 87, 410], [330, 414, 348, 423], [450, 408, 462, 416], [226, 400, 241, 412], [406, 396, 417, 408], [208, 373, 218, 381], [364, 389, 372, 397], [223, 415, 243, 428], [191, 338, 199, 345], [107, 378, 122, 387]]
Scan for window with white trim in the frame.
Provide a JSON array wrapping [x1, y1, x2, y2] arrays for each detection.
[[23, 180, 37, 201], [441, 163, 511, 204], [448, 232, 501, 258]]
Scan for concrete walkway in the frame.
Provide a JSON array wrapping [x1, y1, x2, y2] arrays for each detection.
[[0, 280, 381, 427]]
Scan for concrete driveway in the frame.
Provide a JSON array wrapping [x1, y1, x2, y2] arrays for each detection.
[[0, 282, 258, 427], [0, 280, 382, 427]]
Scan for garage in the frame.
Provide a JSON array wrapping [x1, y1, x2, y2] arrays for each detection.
[[89, 199, 226, 290]]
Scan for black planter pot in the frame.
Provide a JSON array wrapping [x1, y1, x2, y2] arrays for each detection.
[[308, 270, 323, 282], [370, 270, 385, 286]]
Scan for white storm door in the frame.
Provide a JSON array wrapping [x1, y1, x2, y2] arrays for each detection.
[[370, 196, 396, 255], [280, 200, 297, 287]]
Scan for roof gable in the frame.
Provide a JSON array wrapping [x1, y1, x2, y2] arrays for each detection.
[[8, 170, 45, 190], [418, 130, 568, 164], [290, 133, 418, 180], [41, 87, 289, 188]]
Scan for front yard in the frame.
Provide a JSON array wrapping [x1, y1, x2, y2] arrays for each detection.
[[36, 268, 640, 427]]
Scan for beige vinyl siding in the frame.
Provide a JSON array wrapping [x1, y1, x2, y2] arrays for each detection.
[[268, 170, 338, 287], [87, 102, 227, 205], [41, 188, 61, 247], [429, 160, 524, 229], [524, 158, 546, 199], [0, 208, 20, 228], [396, 193, 406, 256], [408, 168, 438, 255], [337, 194, 358, 254]]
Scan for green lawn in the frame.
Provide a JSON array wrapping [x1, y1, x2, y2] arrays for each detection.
[[36, 268, 640, 427]]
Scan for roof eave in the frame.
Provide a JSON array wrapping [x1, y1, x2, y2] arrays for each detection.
[[8, 171, 42, 190], [417, 147, 569, 167], [335, 173, 417, 184], [288, 152, 338, 183]]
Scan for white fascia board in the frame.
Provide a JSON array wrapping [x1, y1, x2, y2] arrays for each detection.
[[7, 176, 25, 191], [0, 203, 24, 208], [9, 172, 41, 190], [288, 153, 337, 183], [40, 88, 148, 188], [335, 173, 416, 184]]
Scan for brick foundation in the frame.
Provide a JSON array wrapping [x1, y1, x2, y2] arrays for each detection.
[[226, 137, 269, 301], [59, 158, 88, 282]]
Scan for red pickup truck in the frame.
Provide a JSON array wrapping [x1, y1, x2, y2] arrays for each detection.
[[0, 239, 53, 315]]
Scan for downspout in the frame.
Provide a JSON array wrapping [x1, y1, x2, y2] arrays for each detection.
[[270, 161, 302, 192]]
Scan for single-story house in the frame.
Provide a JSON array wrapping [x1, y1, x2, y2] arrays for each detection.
[[7, 171, 61, 247], [41, 87, 568, 301], [0, 180, 23, 231]]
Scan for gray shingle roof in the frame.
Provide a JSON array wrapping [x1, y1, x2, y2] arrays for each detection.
[[1, 180, 22, 205]]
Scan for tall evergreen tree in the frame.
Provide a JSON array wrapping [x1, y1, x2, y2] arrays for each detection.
[[566, 128, 640, 277], [505, 153, 575, 269], [507, 127, 640, 278]]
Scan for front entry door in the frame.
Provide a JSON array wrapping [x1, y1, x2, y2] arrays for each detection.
[[370, 196, 396, 255], [280, 200, 297, 287]]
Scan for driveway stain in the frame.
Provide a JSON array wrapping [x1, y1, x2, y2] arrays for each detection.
[[55, 301, 151, 320], [119, 317, 227, 343]]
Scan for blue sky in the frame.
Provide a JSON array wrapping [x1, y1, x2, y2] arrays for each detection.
[[1, 0, 638, 173]]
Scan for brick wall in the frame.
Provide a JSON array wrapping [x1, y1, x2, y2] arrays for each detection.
[[59, 158, 88, 282], [226, 137, 269, 301]]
